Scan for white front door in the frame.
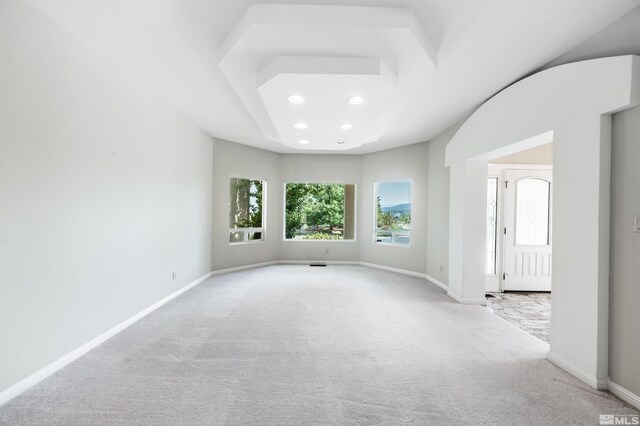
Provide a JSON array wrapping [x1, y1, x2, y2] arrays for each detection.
[[503, 169, 552, 291]]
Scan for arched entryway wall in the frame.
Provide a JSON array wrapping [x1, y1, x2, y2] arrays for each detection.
[[445, 55, 640, 389]]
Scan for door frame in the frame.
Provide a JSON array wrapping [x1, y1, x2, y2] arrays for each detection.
[[485, 163, 553, 292], [502, 168, 553, 291]]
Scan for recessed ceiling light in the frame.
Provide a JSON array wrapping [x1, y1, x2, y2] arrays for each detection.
[[336, 140, 346, 145], [298, 139, 311, 145], [294, 122, 309, 130], [288, 94, 305, 104], [348, 96, 365, 105], [340, 123, 353, 130]]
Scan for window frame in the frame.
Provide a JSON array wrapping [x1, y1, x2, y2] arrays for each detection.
[[228, 176, 267, 245], [282, 181, 357, 243], [486, 176, 499, 275], [373, 179, 412, 248]]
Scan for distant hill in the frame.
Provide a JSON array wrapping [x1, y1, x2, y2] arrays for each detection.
[[381, 203, 411, 214]]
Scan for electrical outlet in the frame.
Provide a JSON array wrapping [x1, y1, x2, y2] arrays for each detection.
[[325, 248, 330, 254], [172, 272, 177, 280], [439, 265, 443, 272], [634, 216, 640, 233]]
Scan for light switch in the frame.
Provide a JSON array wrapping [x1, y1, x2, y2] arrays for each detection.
[[634, 216, 640, 233]]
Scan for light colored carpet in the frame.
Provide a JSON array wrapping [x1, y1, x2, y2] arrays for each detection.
[[0, 265, 636, 425]]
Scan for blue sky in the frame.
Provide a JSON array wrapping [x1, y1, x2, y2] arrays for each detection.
[[377, 181, 411, 207]]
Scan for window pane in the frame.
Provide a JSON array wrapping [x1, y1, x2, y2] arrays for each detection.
[[375, 181, 411, 246], [230, 178, 263, 229], [247, 232, 262, 241], [229, 231, 244, 243], [515, 178, 550, 245], [229, 178, 264, 244], [284, 183, 355, 240], [486, 177, 498, 274]]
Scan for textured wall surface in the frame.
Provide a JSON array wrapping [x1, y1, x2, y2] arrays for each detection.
[[0, 0, 213, 393], [610, 105, 640, 397]]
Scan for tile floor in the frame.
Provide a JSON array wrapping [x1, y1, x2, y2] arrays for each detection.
[[485, 292, 551, 343]]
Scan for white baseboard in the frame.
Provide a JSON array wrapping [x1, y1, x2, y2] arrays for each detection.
[[359, 262, 426, 279], [424, 274, 449, 292], [213, 261, 457, 302], [280, 260, 360, 266], [545, 351, 640, 408], [211, 261, 278, 275], [0, 271, 213, 407], [212, 260, 362, 274], [6, 262, 637, 411], [357, 263, 466, 306], [446, 290, 487, 305], [609, 381, 640, 410], [213, 260, 428, 281], [546, 351, 609, 390]]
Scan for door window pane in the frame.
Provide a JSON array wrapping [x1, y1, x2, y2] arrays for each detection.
[[515, 178, 550, 246]]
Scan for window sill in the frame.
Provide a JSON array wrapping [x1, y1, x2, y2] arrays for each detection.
[[282, 239, 356, 243], [374, 242, 412, 249], [229, 240, 265, 246]]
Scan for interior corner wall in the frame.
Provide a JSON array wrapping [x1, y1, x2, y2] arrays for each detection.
[[0, 0, 213, 394], [279, 154, 361, 262], [359, 143, 428, 274], [610, 105, 640, 397], [426, 123, 462, 285], [211, 139, 281, 271]]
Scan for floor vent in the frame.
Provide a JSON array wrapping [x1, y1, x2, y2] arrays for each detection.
[[310, 262, 327, 267]]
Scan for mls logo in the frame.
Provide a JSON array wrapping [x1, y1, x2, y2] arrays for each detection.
[[600, 414, 640, 425]]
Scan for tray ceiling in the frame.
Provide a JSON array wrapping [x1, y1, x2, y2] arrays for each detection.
[[25, 0, 640, 153]]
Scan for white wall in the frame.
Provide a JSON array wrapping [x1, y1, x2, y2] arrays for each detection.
[[279, 154, 361, 262], [445, 55, 640, 386], [490, 143, 553, 165], [358, 143, 428, 274], [211, 139, 281, 271], [210, 143, 431, 274], [544, 6, 640, 70], [211, 147, 364, 267], [610, 105, 640, 398], [426, 124, 463, 284], [0, 0, 213, 394], [7, 0, 640, 407]]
